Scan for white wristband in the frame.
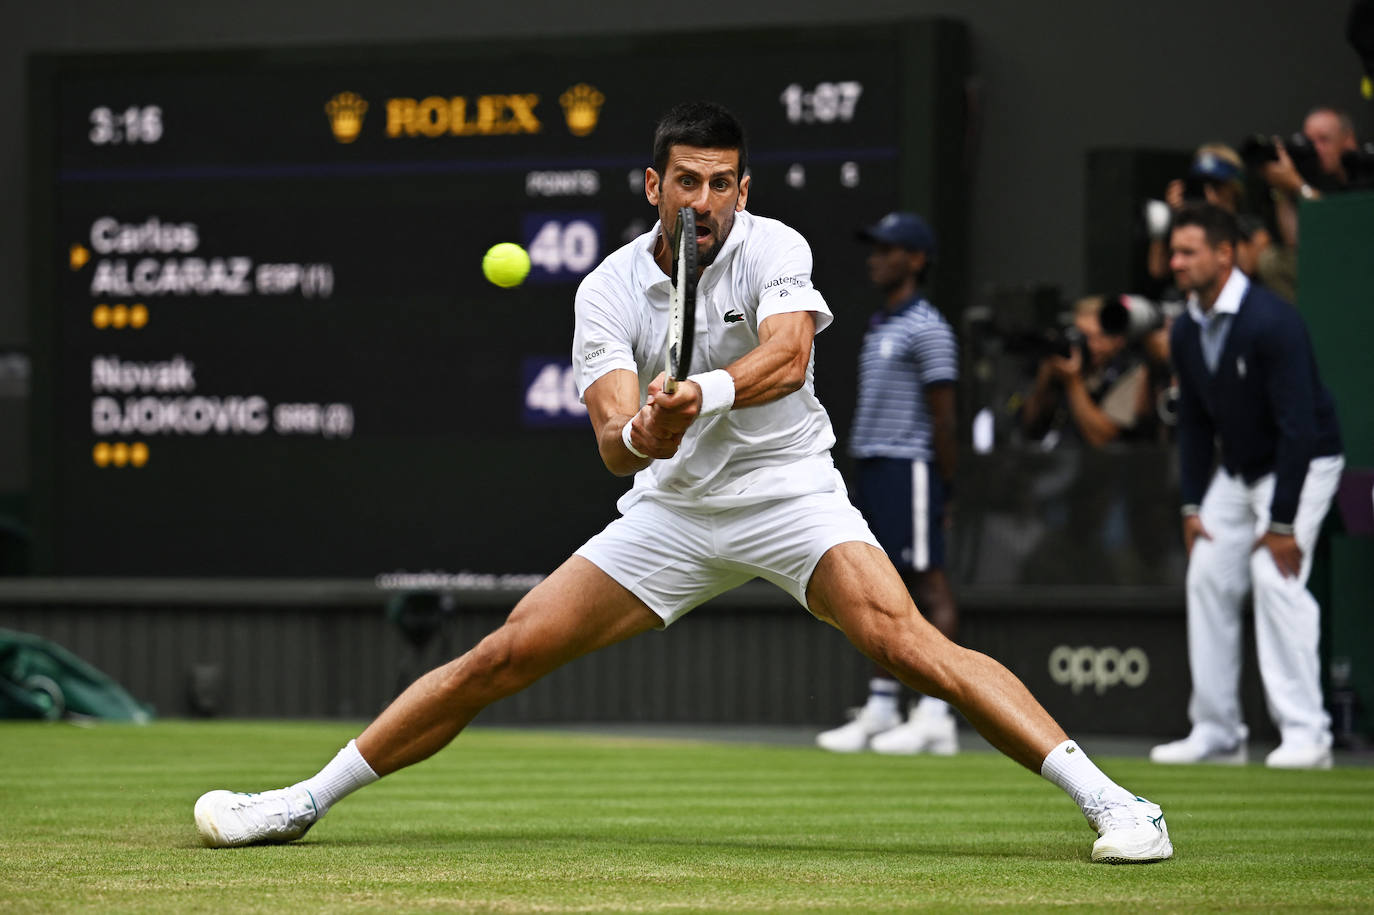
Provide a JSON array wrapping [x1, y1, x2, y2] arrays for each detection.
[[621, 420, 649, 459], [688, 369, 735, 417]]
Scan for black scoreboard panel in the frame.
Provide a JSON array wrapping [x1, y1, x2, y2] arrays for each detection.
[[29, 21, 968, 577]]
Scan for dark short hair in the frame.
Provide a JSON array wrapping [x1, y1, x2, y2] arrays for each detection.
[[1172, 202, 1239, 250], [652, 101, 749, 177], [1235, 212, 1267, 241]]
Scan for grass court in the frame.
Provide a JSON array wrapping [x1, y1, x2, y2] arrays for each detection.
[[2, 721, 1371, 912]]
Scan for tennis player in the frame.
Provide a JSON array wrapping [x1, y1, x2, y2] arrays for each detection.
[[195, 101, 1172, 864]]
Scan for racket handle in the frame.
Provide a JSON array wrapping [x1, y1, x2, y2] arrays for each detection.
[[664, 377, 678, 394]]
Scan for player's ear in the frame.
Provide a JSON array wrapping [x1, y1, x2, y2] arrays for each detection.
[[736, 173, 750, 211], [645, 168, 660, 206]]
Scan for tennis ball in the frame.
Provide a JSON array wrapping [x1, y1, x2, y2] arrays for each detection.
[[483, 242, 531, 288]]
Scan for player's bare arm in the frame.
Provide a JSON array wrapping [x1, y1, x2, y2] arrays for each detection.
[[584, 368, 666, 475], [647, 309, 817, 433]]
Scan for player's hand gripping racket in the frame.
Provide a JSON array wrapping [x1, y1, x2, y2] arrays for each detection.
[[663, 207, 699, 394]]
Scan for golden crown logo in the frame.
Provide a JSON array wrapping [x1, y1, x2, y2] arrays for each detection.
[[325, 92, 369, 144], [559, 84, 604, 137]]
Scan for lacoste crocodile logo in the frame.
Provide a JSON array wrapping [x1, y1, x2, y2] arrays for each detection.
[[723, 310, 745, 324]]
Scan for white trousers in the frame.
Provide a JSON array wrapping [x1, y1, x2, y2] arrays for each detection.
[[1185, 454, 1344, 748]]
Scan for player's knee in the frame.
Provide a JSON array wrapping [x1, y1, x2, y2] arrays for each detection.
[[453, 627, 535, 698], [864, 620, 956, 695]]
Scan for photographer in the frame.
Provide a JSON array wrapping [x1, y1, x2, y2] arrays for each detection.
[[1020, 295, 1152, 449], [1166, 145, 1247, 213], [1255, 107, 1360, 251]]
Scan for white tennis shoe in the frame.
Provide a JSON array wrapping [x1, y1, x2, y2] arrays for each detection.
[[1265, 741, 1333, 770], [870, 706, 959, 755], [815, 702, 903, 753], [1149, 734, 1246, 765], [194, 787, 319, 847], [1084, 792, 1173, 864]]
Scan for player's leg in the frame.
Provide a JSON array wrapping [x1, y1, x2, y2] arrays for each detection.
[[806, 540, 1171, 863], [817, 458, 933, 754], [807, 541, 1061, 769], [1153, 469, 1253, 764], [869, 567, 960, 756], [1250, 455, 1343, 769], [195, 556, 660, 847], [908, 567, 957, 640], [356, 556, 662, 775]]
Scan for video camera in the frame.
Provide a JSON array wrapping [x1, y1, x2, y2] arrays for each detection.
[[965, 284, 1087, 363]]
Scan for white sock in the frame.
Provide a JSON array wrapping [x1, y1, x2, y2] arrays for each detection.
[[915, 696, 950, 717], [866, 678, 901, 715], [1039, 739, 1133, 809], [297, 739, 379, 815]]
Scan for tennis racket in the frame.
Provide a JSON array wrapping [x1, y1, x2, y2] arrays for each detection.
[[663, 206, 698, 394]]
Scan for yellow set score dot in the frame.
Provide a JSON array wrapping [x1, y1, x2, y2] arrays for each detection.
[[93, 441, 150, 468], [92, 303, 148, 329]]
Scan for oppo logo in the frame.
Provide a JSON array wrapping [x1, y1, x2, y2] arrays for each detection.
[[1048, 645, 1150, 694]]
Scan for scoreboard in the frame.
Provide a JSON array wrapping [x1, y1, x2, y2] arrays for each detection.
[[28, 21, 968, 578]]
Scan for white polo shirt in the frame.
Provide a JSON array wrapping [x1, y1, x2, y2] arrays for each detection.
[[573, 210, 841, 513]]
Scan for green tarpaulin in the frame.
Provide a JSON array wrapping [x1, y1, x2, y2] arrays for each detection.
[[0, 628, 152, 722]]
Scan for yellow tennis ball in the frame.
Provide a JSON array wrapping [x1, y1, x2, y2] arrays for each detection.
[[483, 242, 531, 288]]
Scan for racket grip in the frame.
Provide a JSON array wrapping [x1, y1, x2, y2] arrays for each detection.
[[663, 378, 678, 394]]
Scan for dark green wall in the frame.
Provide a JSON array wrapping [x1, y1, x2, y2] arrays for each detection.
[[1301, 192, 1374, 467]]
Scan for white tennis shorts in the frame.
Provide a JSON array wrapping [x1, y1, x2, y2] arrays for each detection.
[[574, 488, 880, 627]]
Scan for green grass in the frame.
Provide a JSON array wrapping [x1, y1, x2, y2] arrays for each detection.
[[1, 722, 1371, 913]]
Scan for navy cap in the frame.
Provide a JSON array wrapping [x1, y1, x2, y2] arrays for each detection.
[[857, 211, 937, 256], [1189, 150, 1242, 183]]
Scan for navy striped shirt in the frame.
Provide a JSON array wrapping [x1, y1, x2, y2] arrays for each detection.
[[849, 296, 958, 461]]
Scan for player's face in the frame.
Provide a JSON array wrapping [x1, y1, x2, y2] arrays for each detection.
[[1169, 225, 1230, 299], [646, 145, 750, 266]]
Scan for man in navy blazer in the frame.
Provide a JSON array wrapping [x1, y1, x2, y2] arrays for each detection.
[[1151, 203, 1344, 770]]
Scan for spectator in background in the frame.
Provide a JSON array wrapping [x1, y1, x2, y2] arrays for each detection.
[[1020, 296, 1152, 449], [1167, 144, 1248, 213], [1234, 214, 1275, 278], [1261, 107, 1360, 253], [1151, 204, 1344, 770], [1147, 144, 1247, 292], [817, 212, 961, 756], [1235, 213, 1295, 302]]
